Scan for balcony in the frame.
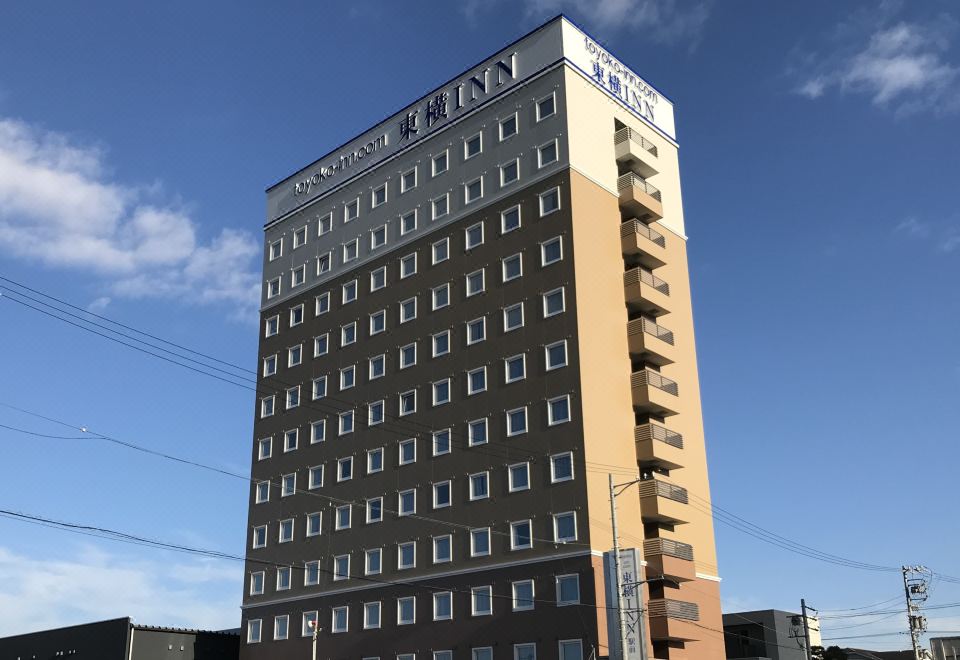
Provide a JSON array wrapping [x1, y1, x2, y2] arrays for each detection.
[[647, 598, 701, 642], [643, 538, 696, 583], [638, 478, 689, 524], [614, 127, 659, 179], [618, 172, 663, 222], [631, 369, 679, 417], [635, 422, 684, 470], [620, 219, 667, 269], [627, 317, 676, 366], [623, 267, 670, 317]]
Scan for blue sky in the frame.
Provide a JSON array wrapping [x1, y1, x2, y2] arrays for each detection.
[[1, 0, 959, 649]]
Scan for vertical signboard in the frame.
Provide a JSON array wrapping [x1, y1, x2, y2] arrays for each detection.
[[603, 548, 647, 660]]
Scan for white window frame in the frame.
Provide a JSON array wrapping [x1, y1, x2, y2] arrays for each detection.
[[311, 420, 326, 444], [469, 471, 490, 501], [266, 277, 280, 299], [278, 518, 294, 543], [432, 330, 451, 357], [302, 611, 319, 637], [372, 182, 388, 208], [401, 167, 418, 193], [399, 342, 417, 369], [252, 525, 267, 549], [504, 353, 526, 383], [502, 253, 523, 282], [536, 92, 556, 121], [545, 339, 568, 370], [548, 395, 572, 426], [331, 606, 349, 633], [340, 365, 356, 390], [503, 302, 525, 332], [398, 488, 417, 516], [465, 222, 484, 249], [432, 428, 451, 456], [541, 236, 563, 266], [337, 456, 354, 482], [339, 410, 354, 435], [400, 209, 417, 235], [315, 292, 330, 316], [293, 225, 307, 249], [308, 464, 324, 488], [499, 112, 518, 140], [399, 438, 417, 465], [471, 585, 493, 616], [432, 237, 449, 264], [433, 480, 452, 509], [368, 400, 385, 426], [399, 297, 417, 323], [508, 462, 530, 492], [250, 570, 265, 595], [500, 158, 520, 187], [470, 527, 491, 557], [369, 353, 386, 380], [335, 504, 352, 530], [283, 428, 298, 452], [433, 591, 453, 621], [370, 223, 388, 250], [370, 310, 386, 336], [247, 619, 262, 644], [551, 451, 575, 483], [255, 481, 269, 504], [553, 511, 578, 543], [432, 150, 449, 176], [466, 317, 486, 345], [397, 596, 416, 625], [306, 511, 322, 537], [432, 283, 450, 310], [433, 534, 452, 563], [343, 239, 359, 263], [287, 345, 302, 367], [539, 187, 561, 216], [465, 268, 485, 297], [342, 279, 358, 304], [268, 239, 282, 261], [467, 366, 487, 395], [366, 497, 384, 524], [317, 250, 332, 275], [314, 333, 329, 357], [465, 176, 483, 204], [543, 287, 566, 318], [341, 321, 357, 347], [364, 601, 382, 630], [556, 574, 581, 606], [265, 315, 279, 337], [432, 378, 451, 406], [367, 447, 384, 474], [319, 212, 333, 234], [468, 418, 488, 446], [432, 193, 449, 219], [262, 354, 277, 377], [370, 265, 387, 291], [537, 138, 559, 168], [513, 580, 535, 611], [258, 437, 272, 461], [290, 304, 304, 327], [399, 389, 417, 416], [506, 406, 528, 436], [501, 205, 521, 234], [365, 548, 382, 575], [464, 132, 483, 159], [511, 519, 533, 550], [345, 198, 359, 223], [400, 252, 417, 278]]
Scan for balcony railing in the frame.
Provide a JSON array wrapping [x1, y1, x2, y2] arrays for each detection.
[[614, 127, 658, 157], [617, 172, 662, 201], [635, 423, 683, 449], [644, 537, 694, 562], [628, 317, 675, 346], [623, 267, 670, 296], [620, 218, 666, 247], [647, 598, 700, 621], [632, 369, 679, 396], [638, 478, 688, 504]]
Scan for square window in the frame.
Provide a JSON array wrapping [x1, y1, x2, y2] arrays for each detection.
[[252, 525, 267, 549], [471, 586, 492, 616], [432, 331, 450, 357], [465, 222, 484, 249], [302, 611, 319, 637], [369, 354, 386, 379], [284, 428, 298, 452], [262, 355, 277, 377], [500, 113, 518, 140], [306, 511, 322, 537], [277, 566, 292, 589], [265, 316, 279, 337], [500, 159, 519, 186], [434, 592, 453, 621], [398, 540, 416, 569], [506, 407, 528, 436], [260, 396, 275, 418], [368, 447, 384, 473], [258, 437, 272, 460], [548, 396, 571, 425], [317, 251, 332, 275], [433, 534, 452, 563], [511, 520, 533, 550], [432, 283, 450, 310], [541, 236, 563, 265], [505, 354, 526, 383], [250, 571, 265, 595], [433, 379, 451, 406], [294, 226, 307, 248], [266, 277, 280, 299], [345, 198, 359, 223], [399, 389, 417, 416], [515, 644, 536, 660], [433, 481, 451, 508], [399, 438, 417, 465], [504, 302, 524, 332], [311, 420, 326, 444], [556, 574, 580, 605], [372, 183, 387, 207], [400, 342, 417, 368], [255, 481, 269, 504], [401, 210, 417, 234], [538, 140, 558, 168], [371, 266, 387, 291], [314, 334, 329, 357], [342, 279, 358, 304], [468, 418, 488, 446], [367, 497, 384, 523], [370, 310, 386, 335], [502, 254, 522, 282], [466, 317, 486, 344], [401, 168, 418, 193], [469, 472, 489, 500], [551, 452, 574, 482], [268, 239, 282, 261], [397, 596, 416, 625], [288, 345, 302, 367], [339, 410, 355, 435], [366, 548, 382, 575], [465, 269, 485, 296], [470, 528, 491, 557], [368, 400, 385, 426], [305, 561, 320, 586], [540, 187, 560, 216], [315, 292, 330, 315], [513, 580, 535, 611], [338, 456, 354, 481], [371, 224, 387, 249], [467, 367, 487, 395], [332, 606, 349, 633], [290, 305, 304, 327], [508, 462, 530, 492], [319, 212, 333, 235], [340, 365, 356, 390], [291, 265, 306, 288], [335, 504, 352, 530], [281, 473, 296, 497], [343, 239, 359, 263], [247, 619, 261, 644], [432, 429, 451, 456], [560, 641, 583, 660], [465, 133, 482, 159], [432, 194, 449, 219], [309, 465, 324, 488], [400, 252, 417, 278], [474, 649, 493, 660], [465, 177, 483, 204], [285, 386, 300, 409], [365, 602, 382, 629], [543, 287, 566, 317], [341, 322, 357, 346], [501, 205, 521, 233], [432, 238, 449, 263], [432, 151, 448, 176], [545, 340, 568, 370], [279, 519, 294, 543], [537, 93, 556, 121], [553, 511, 577, 543], [312, 376, 327, 400]]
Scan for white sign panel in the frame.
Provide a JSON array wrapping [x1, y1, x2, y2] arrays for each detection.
[[604, 548, 646, 660]]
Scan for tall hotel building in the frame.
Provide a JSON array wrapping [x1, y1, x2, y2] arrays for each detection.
[[243, 16, 723, 660]]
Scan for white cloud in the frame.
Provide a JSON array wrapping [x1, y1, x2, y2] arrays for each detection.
[[0, 544, 239, 636], [895, 217, 932, 239], [0, 117, 260, 315]]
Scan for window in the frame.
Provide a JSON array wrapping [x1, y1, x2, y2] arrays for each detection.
[[502, 254, 522, 282], [345, 198, 359, 223], [469, 472, 489, 500], [283, 428, 298, 452], [372, 183, 387, 208], [335, 504, 351, 530], [401, 209, 417, 234], [367, 497, 383, 523], [551, 451, 574, 482], [548, 395, 571, 425], [398, 541, 416, 569], [368, 400, 384, 426], [250, 571, 265, 595], [515, 644, 536, 660], [538, 139, 558, 168], [466, 317, 486, 344], [500, 113, 518, 140], [511, 520, 533, 550], [288, 345, 302, 367], [432, 379, 451, 406], [343, 239, 359, 263], [543, 287, 566, 317], [370, 266, 387, 291], [537, 93, 556, 120], [370, 224, 387, 249], [247, 619, 262, 644], [332, 606, 349, 633], [321, 558, 346, 590], [311, 420, 326, 444], [468, 418, 488, 446], [255, 481, 269, 504], [339, 410, 354, 435], [399, 438, 416, 465], [470, 527, 491, 557], [434, 592, 453, 621], [266, 277, 280, 299], [369, 354, 386, 379], [341, 322, 357, 346], [432, 330, 450, 357], [508, 462, 530, 492], [262, 355, 277, 377], [314, 333, 329, 357], [433, 534, 452, 563], [501, 205, 521, 233], [258, 437, 272, 460], [401, 167, 417, 193], [308, 465, 324, 488], [342, 279, 358, 303], [315, 292, 330, 315], [337, 456, 353, 482], [473, 648, 493, 660], [400, 252, 417, 278], [500, 158, 519, 186], [465, 177, 483, 204], [399, 488, 416, 516], [465, 222, 484, 249], [556, 575, 580, 605], [504, 302, 524, 332], [432, 429, 451, 456], [366, 548, 382, 575], [306, 511, 322, 537], [432, 283, 450, 310], [317, 251, 332, 275], [260, 396, 275, 418], [279, 519, 294, 543], [433, 480, 451, 509], [340, 365, 356, 390], [281, 473, 296, 497], [368, 447, 384, 474], [472, 586, 492, 616], [553, 512, 578, 543], [467, 367, 487, 395], [290, 304, 304, 327], [302, 611, 319, 637], [465, 132, 482, 159], [319, 212, 333, 235], [397, 596, 416, 625], [513, 580, 535, 611], [465, 269, 485, 296], [293, 226, 307, 248], [432, 150, 448, 176], [399, 389, 417, 416], [503, 354, 526, 383], [305, 560, 320, 585], [541, 236, 563, 265], [400, 342, 417, 368], [370, 310, 386, 335], [252, 525, 267, 549], [269, 239, 282, 261], [364, 601, 382, 629], [432, 237, 449, 263], [400, 297, 417, 323], [559, 640, 584, 660], [506, 407, 528, 436], [540, 187, 560, 215], [265, 315, 279, 337], [432, 194, 449, 219]]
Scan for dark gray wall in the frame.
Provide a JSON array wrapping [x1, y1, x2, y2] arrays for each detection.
[[0, 617, 130, 660]]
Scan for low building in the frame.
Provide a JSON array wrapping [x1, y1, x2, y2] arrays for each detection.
[[0, 617, 239, 660], [723, 609, 820, 660], [931, 637, 960, 660], [845, 650, 914, 660]]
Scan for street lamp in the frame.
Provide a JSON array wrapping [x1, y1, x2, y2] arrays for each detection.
[[307, 619, 320, 660]]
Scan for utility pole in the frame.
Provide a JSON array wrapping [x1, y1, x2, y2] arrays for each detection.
[[308, 619, 320, 660], [801, 599, 813, 660], [610, 474, 629, 660], [902, 565, 930, 660]]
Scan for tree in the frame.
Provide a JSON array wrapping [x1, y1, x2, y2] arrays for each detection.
[[812, 646, 848, 660]]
